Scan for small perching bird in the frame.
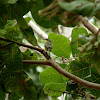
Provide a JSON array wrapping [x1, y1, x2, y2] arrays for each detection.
[[44, 39, 53, 53]]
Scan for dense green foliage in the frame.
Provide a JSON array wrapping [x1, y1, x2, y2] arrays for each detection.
[[0, 0, 100, 100]]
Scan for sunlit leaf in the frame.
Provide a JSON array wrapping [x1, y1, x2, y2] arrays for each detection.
[[40, 67, 65, 85], [49, 33, 71, 58]]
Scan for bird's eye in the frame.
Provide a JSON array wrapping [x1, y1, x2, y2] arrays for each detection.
[[48, 47, 51, 49]]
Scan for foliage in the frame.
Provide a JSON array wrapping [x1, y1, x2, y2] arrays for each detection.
[[0, 0, 100, 100], [49, 33, 71, 58]]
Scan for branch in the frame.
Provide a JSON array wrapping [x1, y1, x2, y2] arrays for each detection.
[[1, 37, 100, 90], [49, 59, 100, 90], [23, 60, 50, 65], [39, 0, 98, 35], [0, 37, 51, 60], [79, 16, 98, 35], [23, 59, 100, 90]]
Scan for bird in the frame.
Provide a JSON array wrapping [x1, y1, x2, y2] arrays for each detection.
[[44, 39, 53, 53]]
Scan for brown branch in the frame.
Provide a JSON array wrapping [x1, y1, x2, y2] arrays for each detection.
[[79, 16, 98, 35], [39, 0, 98, 35], [1, 37, 100, 90], [23, 59, 100, 90], [49, 59, 100, 90], [0, 37, 51, 60], [23, 60, 50, 65]]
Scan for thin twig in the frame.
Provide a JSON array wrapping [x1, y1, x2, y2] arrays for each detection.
[[0, 37, 51, 60], [79, 28, 100, 53]]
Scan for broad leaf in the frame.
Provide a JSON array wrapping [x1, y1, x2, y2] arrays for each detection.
[[0, 87, 5, 100], [12, 1, 34, 17], [15, 17, 37, 46], [71, 27, 88, 56], [23, 81, 37, 100], [69, 60, 91, 78], [0, 70, 37, 100], [0, 44, 23, 71], [49, 33, 71, 58], [3, 20, 23, 42], [9, 91, 21, 100], [0, 5, 7, 29], [10, 0, 37, 46], [92, 43, 100, 74], [58, 0, 100, 19], [31, 0, 59, 28], [40, 67, 65, 85], [58, 1, 94, 17], [60, 64, 69, 81], [86, 67, 100, 98], [44, 83, 66, 97]]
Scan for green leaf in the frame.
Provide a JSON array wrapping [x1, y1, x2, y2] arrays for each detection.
[[60, 64, 69, 81], [23, 81, 37, 100], [0, 70, 37, 100], [40, 67, 65, 85], [69, 60, 91, 78], [66, 82, 80, 99], [92, 43, 100, 74], [87, 89, 100, 99], [9, 90, 21, 100], [0, 19, 23, 42], [0, 5, 7, 29], [71, 27, 88, 56], [21, 26, 37, 46], [58, 1, 94, 17], [66, 82, 78, 94], [15, 17, 37, 46], [0, 87, 5, 100], [86, 66, 100, 98], [58, 1, 100, 19], [86, 66, 100, 84], [44, 83, 66, 97], [22, 50, 38, 70], [0, 0, 18, 4], [49, 33, 71, 58], [12, 1, 34, 17], [21, 0, 31, 2], [3, 20, 23, 42], [31, 0, 59, 28], [0, 44, 23, 71], [43, 0, 53, 6]]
